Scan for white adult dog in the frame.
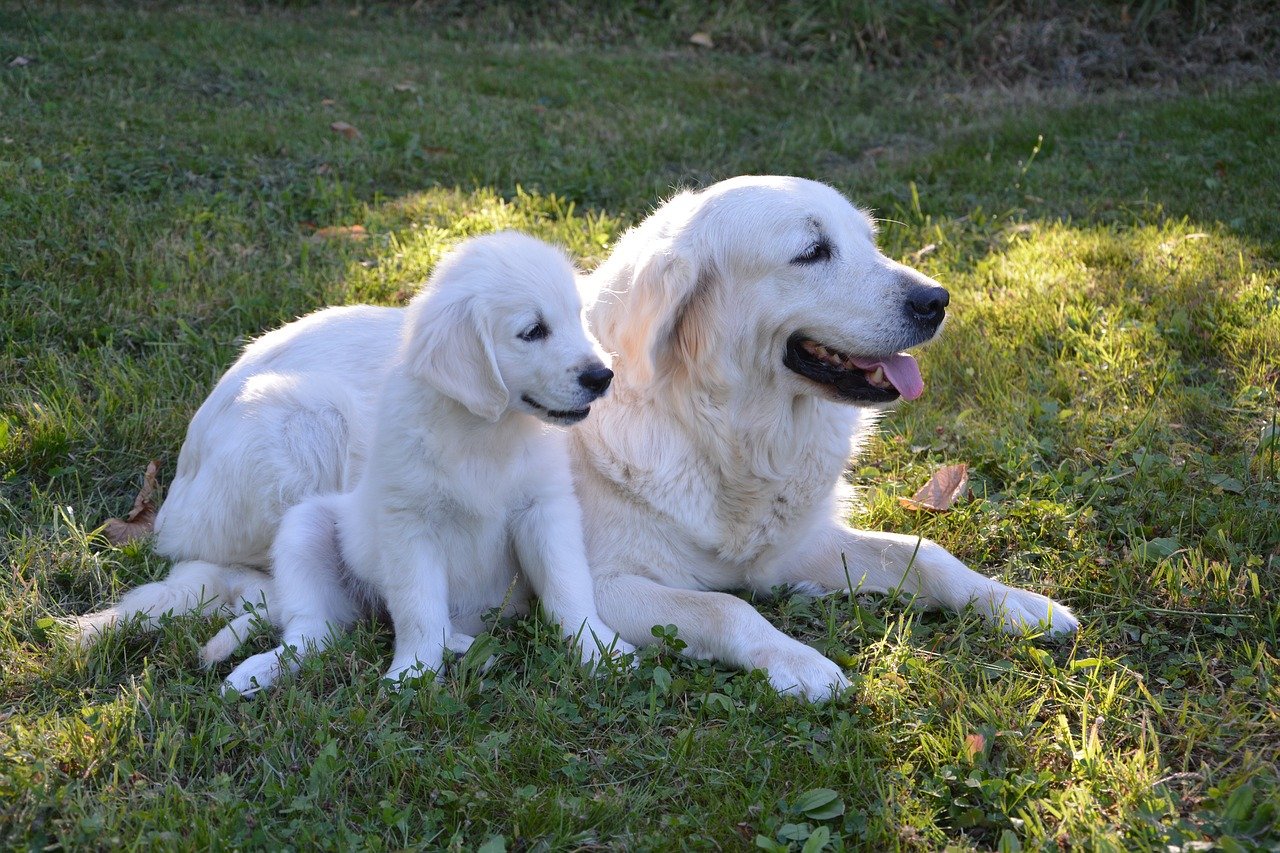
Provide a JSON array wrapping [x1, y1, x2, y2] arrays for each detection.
[[218, 232, 630, 694], [75, 176, 1077, 701]]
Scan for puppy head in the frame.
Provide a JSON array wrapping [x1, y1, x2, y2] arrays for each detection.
[[403, 232, 611, 426], [588, 176, 948, 406]]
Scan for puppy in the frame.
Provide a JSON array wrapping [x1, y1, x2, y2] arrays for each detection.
[[220, 232, 633, 695]]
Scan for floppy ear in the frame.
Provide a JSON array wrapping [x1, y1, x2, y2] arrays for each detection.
[[402, 298, 509, 422], [601, 241, 710, 384]]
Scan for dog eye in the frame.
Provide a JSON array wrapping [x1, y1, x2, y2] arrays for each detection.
[[791, 239, 832, 265], [518, 322, 549, 342]]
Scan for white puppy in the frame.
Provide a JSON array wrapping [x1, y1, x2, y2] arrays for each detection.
[[75, 177, 1076, 704], [219, 232, 631, 695]]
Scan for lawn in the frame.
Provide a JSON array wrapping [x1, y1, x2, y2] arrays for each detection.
[[1, 2, 1278, 850]]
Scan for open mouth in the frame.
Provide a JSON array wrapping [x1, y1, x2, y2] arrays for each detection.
[[783, 334, 925, 405], [521, 394, 591, 425]]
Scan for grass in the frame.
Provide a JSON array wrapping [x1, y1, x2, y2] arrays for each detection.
[[2, 2, 1278, 850]]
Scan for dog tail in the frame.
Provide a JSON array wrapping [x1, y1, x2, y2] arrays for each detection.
[[70, 560, 271, 649]]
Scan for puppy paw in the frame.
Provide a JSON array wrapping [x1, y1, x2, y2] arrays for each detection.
[[981, 586, 1079, 636], [446, 632, 498, 674], [200, 614, 256, 668], [201, 634, 238, 669], [752, 641, 851, 702], [444, 633, 477, 657], [222, 648, 287, 697], [383, 659, 444, 690]]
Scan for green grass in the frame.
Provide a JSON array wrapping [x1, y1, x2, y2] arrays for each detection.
[[2, 3, 1279, 850]]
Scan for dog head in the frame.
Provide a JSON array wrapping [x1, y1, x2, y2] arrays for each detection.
[[588, 176, 947, 406], [403, 232, 612, 425]]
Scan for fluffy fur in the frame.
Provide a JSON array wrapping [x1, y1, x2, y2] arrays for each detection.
[[75, 176, 1077, 701], [576, 176, 1076, 699], [219, 232, 631, 694]]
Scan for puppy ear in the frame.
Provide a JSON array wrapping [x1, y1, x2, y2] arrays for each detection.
[[402, 298, 509, 422]]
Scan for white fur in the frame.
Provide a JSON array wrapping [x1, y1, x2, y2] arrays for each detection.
[[222, 232, 631, 695], [74, 177, 1077, 702]]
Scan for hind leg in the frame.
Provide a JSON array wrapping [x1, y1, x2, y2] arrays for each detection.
[[222, 497, 360, 696], [71, 560, 268, 647]]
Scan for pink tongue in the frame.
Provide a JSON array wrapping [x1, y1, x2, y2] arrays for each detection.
[[850, 353, 925, 401]]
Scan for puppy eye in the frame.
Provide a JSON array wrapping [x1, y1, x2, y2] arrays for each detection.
[[791, 239, 832, 265], [518, 322, 549, 342]]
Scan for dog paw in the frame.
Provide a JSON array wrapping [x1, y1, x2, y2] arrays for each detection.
[[981, 586, 1079, 636], [383, 659, 444, 690], [752, 641, 851, 702], [574, 621, 638, 669], [444, 633, 476, 657], [445, 632, 499, 674], [222, 648, 287, 697]]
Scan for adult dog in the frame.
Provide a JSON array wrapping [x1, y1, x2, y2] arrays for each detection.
[[75, 176, 1077, 700], [218, 232, 630, 695]]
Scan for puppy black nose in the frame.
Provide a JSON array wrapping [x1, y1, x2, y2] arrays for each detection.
[[578, 366, 614, 396], [905, 284, 949, 327]]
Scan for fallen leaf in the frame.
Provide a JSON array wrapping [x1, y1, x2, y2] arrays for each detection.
[[310, 224, 368, 242], [689, 32, 714, 48], [103, 461, 160, 545], [393, 82, 417, 92], [329, 121, 361, 139], [9, 56, 32, 67], [963, 732, 986, 761], [320, 98, 336, 107], [421, 146, 452, 156], [899, 463, 969, 512]]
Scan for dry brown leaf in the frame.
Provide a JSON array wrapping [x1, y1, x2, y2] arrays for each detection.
[[329, 121, 361, 139], [310, 224, 368, 242], [963, 732, 986, 761], [421, 146, 452, 156], [393, 82, 417, 93], [103, 460, 160, 545], [898, 463, 969, 512], [689, 32, 714, 48], [320, 98, 337, 107]]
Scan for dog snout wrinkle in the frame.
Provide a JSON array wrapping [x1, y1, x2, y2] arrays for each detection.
[[905, 284, 949, 328], [578, 365, 614, 397]]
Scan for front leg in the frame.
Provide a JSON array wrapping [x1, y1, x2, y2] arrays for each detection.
[[377, 535, 453, 684], [595, 572, 849, 701], [512, 495, 636, 665], [764, 522, 1079, 635]]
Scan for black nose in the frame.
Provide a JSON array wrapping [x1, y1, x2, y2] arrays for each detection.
[[578, 366, 613, 396], [905, 284, 949, 327]]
